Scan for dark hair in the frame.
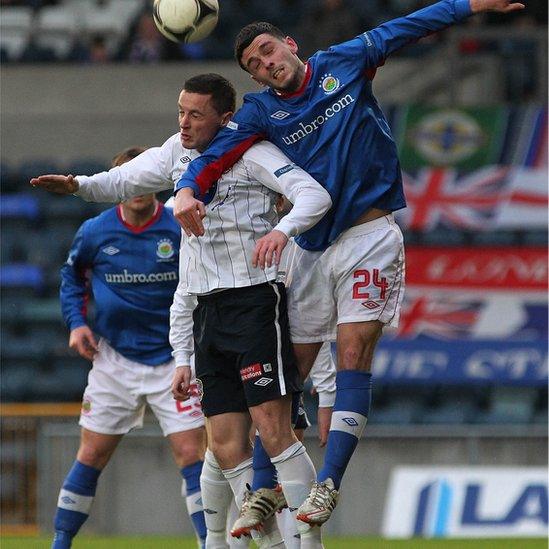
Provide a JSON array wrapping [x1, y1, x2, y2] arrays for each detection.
[[183, 73, 236, 114], [111, 146, 146, 168], [234, 22, 286, 70]]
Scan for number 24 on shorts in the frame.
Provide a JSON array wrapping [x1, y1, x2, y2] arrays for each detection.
[[352, 269, 388, 300]]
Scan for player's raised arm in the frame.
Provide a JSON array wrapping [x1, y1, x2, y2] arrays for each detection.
[[360, 0, 524, 69]]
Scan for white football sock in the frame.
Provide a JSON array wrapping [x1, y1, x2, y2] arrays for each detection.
[[201, 449, 232, 549], [271, 442, 323, 549]]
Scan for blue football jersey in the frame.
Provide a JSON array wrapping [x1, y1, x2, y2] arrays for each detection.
[[60, 204, 180, 366], [175, 0, 472, 251]]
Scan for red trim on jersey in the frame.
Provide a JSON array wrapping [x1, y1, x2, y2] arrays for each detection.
[[278, 63, 312, 99], [116, 202, 163, 234], [195, 134, 265, 195]]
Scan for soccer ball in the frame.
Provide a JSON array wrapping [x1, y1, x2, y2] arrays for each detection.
[[153, 0, 219, 44]]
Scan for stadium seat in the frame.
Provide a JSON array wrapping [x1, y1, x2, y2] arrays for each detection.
[[475, 386, 537, 424], [17, 159, 62, 187], [0, 6, 33, 61], [470, 230, 519, 246], [0, 362, 40, 402], [0, 162, 21, 192], [66, 158, 109, 177], [522, 230, 548, 246], [0, 263, 44, 291], [0, 193, 40, 220], [35, 6, 78, 60], [370, 398, 423, 424], [39, 193, 90, 220], [421, 228, 468, 246], [27, 358, 90, 401], [420, 402, 478, 424]]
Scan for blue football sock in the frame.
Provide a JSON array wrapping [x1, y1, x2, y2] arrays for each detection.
[[181, 461, 207, 546], [52, 460, 101, 549], [252, 435, 278, 491], [317, 370, 372, 489]]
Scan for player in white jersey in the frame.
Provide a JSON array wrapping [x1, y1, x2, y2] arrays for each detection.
[[31, 74, 333, 549], [51, 147, 207, 549]]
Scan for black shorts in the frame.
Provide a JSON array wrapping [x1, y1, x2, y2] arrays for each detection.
[[193, 281, 302, 417]]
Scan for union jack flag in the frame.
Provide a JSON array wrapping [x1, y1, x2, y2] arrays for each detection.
[[395, 295, 482, 340], [401, 166, 510, 230]]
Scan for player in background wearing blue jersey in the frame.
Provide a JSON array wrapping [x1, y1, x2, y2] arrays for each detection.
[[172, 0, 525, 528], [52, 148, 207, 549]]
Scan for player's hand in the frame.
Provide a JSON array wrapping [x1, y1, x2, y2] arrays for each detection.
[[172, 365, 192, 401], [317, 406, 332, 448], [252, 230, 288, 269], [30, 174, 79, 194], [173, 188, 206, 237], [69, 326, 99, 361], [470, 0, 525, 14]]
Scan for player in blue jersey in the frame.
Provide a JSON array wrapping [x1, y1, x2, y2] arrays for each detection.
[[52, 147, 207, 549], [172, 0, 525, 527]]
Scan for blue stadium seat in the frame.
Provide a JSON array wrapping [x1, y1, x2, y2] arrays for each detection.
[[0, 362, 39, 402], [471, 231, 519, 246], [17, 159, 62, 188], [0, 193, 40, 220], [421, 228, 467, 246], [66, 158, 109, 177], [0, 263, 45, 291], [0, 162, 20, 192]]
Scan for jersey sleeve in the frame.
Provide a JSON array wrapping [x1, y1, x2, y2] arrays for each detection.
[[75, 136, 176, 203], [60, 222, 94, 331], [330, 0, 472, 71], [175, 99, 266, 198], [243, 142, 333, 238], [169, 276, 198, 367], [309, 342, 337, 407]]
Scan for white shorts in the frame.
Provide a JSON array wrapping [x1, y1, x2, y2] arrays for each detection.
[[284, 214, 405, 343], [79, 340, 204, 436]]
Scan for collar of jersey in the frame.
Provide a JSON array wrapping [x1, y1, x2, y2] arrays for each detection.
[[275, 62, 312, 99], [116, 202, 163, 234]]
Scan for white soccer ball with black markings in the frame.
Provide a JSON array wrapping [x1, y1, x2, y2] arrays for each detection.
[[153, 0, 219, 43]]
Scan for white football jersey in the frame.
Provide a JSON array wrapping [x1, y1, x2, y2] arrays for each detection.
[[76, 133, 331, 294]]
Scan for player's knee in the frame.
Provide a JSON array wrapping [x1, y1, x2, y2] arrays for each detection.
[[255, 423, 295, 457], [172, 441, 203, 468], [339, 347, 364, 371], [76, 444, 111, 469], [209, 437, 251, 469]]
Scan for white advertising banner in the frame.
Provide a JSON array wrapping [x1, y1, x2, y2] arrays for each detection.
[[383, 467, 548, 538]]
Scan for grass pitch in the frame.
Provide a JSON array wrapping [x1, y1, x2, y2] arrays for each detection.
[[1, 537, 546, 548]]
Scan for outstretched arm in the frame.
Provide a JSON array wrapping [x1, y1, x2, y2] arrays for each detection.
[[30, 137, 177, 202], [361, 0, 524, 68]]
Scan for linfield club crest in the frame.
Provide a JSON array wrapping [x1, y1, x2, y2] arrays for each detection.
[[156, 238, 174, 260], [319, 73, 340, 94]]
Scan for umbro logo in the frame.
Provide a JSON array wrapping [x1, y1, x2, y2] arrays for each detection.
[[271, 110, 290, 120], [180, 156, 192, 163], [61, 496, 76, 505], [342, 417, 359, 427], [361, 300, 380, 309], [254, 377, 273, 387], [203, 508, 218, 514], [102, 246, 119, 255]]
